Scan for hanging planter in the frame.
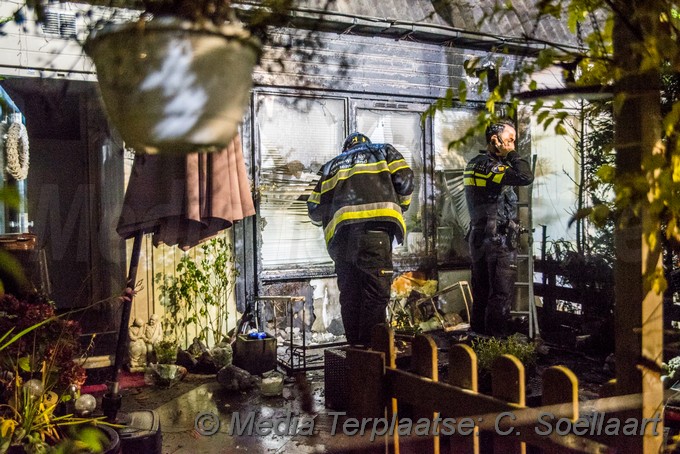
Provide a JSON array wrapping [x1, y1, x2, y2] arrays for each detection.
[[84, 16, 261, 154]]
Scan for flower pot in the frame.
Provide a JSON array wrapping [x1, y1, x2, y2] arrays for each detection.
[[5, 425, 120, 454], [84, 17, 261, 154], [145, 364, 187, 388], [100, 425, 122, 454]]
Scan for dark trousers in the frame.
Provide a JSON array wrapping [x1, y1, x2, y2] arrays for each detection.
[[469, 230, 516, 336], [334, 229, 393, 346]]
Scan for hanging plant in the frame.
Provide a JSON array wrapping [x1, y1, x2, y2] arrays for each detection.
[[4, 121, 29, 181], [81, 0, 298, 155], [3, 0, 333, 155], [84, 18, 260, 154]]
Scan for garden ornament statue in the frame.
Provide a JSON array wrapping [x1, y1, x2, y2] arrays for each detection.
[[144, 314, 163, 363], [127, 318, 147, 372]]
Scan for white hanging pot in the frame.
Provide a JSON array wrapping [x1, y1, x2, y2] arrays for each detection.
[[84, 17, 261, 154]]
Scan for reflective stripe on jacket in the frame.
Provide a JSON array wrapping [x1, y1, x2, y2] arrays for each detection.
[[307, 142, 414, 249], [464, 150, 533, 234]]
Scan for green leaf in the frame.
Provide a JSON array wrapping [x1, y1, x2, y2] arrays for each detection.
[[663, 101, 680, 136], [18, 355, 32, 372], [568, 207, 593, 228], [458, 80, 467, 103], [591, 204, 611, 226], [555, 123, 567, 135], [0, 315, 56, 352], [543, 117, 555, 129], [596, 165, 616, 183]]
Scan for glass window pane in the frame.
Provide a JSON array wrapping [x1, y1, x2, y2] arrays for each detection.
[[531, 114, 580, 250], [256, 95, 346, 270], [356, 109, 424, 257], [433, 109, 485, 264]]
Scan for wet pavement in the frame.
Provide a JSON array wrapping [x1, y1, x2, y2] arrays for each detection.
[[99, 333, 612, 453], [114, 371, 386, 454]]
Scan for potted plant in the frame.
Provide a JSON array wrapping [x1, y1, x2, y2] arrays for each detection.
[[82, 0, 295, 155], [0, 366, 120, 454], [145, 335, 187, 387], [154, 338, 179, 365], [0, 293, 119, 453]]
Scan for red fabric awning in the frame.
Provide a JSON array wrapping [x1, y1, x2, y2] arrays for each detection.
[[117, 135, 255, 250]]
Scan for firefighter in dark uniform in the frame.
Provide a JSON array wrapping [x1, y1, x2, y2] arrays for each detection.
[[308, 132, 414, 346], [464, 120, 534, 336]]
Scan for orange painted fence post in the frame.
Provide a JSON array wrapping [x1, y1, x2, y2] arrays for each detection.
[[448, 344, 479, 454], [491, 354, 525, 454], [359, 326, 608, 454], [411, 334, 440, 454]]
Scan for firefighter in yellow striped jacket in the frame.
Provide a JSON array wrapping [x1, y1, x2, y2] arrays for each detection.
[[464, 119, 533, 337], [308, 132, 414, 346]]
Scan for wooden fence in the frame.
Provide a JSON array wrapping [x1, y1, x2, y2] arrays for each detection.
[[533, 259, 612, 322], [125, 230, 239, 349], [344, 325, 639, 454]]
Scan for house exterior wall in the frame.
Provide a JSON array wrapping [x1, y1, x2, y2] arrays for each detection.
[[0, 2, 137, 80], [240, 25, 538, 334], [254, 26, 515, 101], [0, 3, 579, 345]]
